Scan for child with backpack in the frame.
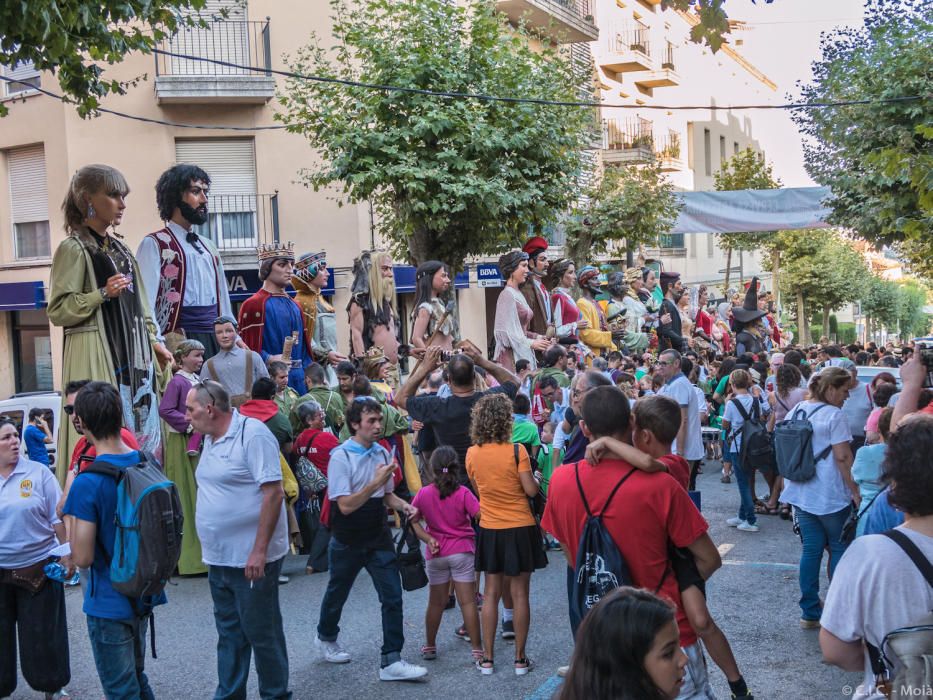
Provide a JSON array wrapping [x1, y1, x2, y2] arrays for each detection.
[[65, 382, 180, 699], [721, 369, 771, 532], [410, 446, 483, 665], [585, 394, 756, 699]]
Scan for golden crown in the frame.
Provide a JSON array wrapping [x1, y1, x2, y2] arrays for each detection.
[[257, 241, 295, 262]]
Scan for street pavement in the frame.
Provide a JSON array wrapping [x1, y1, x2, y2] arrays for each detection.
[[14, 460, 862, 699]]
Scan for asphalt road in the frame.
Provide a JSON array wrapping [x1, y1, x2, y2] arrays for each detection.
[[13, 460, 862, 699]]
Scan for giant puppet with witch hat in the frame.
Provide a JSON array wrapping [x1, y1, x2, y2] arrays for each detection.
[[732, 277, 769, 357], [238, 241, 312, 394]]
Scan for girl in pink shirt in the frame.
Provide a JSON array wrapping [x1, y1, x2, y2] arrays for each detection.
[[411, 446, 482, 663]]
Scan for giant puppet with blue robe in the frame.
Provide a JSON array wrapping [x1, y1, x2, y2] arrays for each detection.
[[237, 242, 312, 394]]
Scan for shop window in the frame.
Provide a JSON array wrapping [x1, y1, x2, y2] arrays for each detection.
[[13, 309, 53, 393]]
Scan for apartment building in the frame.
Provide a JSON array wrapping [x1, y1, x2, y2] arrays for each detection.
[[0, 0, 600, 396], [590, 0, 779, 289]]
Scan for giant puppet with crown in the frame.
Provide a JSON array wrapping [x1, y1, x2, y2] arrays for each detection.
[[237, 241, 312, 394]]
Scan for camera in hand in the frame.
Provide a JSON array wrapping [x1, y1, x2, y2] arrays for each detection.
[[918, 343, 933, 388], [439, 348, 463, 363]]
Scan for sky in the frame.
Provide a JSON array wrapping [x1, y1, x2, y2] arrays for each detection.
[[720, 0, 866, 187]]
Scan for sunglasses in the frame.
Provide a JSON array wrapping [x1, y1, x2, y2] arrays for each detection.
[[196, 381, 221, 406], [63, 404, 75, 415]]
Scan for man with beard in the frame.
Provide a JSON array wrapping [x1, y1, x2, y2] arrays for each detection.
[[520, 236, 552, 338], [575, 265, 616, 361], [238, 243, 312, 395], [347, 251, 401, 381], [137, 164, 233, 357], [658, 270, 687, 353]]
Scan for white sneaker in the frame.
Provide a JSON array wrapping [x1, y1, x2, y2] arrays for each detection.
[[315, 637, 351, 664], [726, 517, 744, 527], [737, 521, 760, 532], [379, 659, 428, 681]]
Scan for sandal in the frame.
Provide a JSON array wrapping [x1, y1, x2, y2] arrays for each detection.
[[779, 504, 792, 520], [471, 648, 484, 662], [476, 657, 494, 675], [755, 503, 780, 515], [514, 657, 535, 676], [421, 645, 437, 660], [720, 474, 732, 483]]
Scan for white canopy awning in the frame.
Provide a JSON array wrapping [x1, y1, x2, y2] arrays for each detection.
[[671, 186, 832, 234]]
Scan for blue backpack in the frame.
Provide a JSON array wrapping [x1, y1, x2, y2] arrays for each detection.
[[569, 465, 637, 635], [84, 457, 184, 599]]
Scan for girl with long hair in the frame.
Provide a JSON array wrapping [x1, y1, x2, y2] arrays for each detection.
[[560, 587, 688, 700], [410, 446, 482, 664], [465, 393, 545, 675]]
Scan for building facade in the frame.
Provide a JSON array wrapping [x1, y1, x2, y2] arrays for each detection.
[[0, 0, 781, 397]]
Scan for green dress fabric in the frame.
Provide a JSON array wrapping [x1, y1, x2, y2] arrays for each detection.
[[162, 426, 206, 574], [290, 387, 346, 434], [47, 231, 167, 485]]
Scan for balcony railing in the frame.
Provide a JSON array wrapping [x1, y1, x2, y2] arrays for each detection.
[[661, 42, 676, 70], [655, 132, 681, 160], [193, 193, 279, 251], [605, 117, 654, 151], [495, 0, 598, 43], [155, 19, 271, 77], [618, 26, 651, 57]]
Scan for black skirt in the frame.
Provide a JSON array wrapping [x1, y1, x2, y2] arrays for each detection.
[[475, 525, 548, 576]]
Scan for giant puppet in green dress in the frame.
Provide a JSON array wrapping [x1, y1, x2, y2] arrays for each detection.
[[48, 165, 170, 484]]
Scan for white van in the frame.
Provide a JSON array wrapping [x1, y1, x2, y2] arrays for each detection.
[[0, 391, 61, 466]]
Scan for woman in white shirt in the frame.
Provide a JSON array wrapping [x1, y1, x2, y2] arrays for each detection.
[[780, 367, 860, 629]]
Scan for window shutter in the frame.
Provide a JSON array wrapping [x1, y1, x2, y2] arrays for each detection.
[[9, 145, 48, 224], [3, 60, 40, 94], [175, 138, 256, 195]]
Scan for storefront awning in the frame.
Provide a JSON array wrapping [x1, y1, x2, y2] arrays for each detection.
[[0, 281, 45, 311]]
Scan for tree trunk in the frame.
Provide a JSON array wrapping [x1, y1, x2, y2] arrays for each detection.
[[723, 247, 733, 292], [408, 226, 433, 267], [822, 306, 830, 341], [796, 288, 810, 345]]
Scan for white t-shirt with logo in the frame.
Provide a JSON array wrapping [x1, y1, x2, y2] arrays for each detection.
[[779, 400, 853, 515], [659, 374, 704, 461], [821, 527, 933, 699]]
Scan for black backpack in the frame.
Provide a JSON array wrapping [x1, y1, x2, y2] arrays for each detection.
[[729, 397, 774, 471], [569, 465, 637, 634]]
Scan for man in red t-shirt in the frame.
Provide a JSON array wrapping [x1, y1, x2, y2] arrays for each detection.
[[542, 386, 721, 698]]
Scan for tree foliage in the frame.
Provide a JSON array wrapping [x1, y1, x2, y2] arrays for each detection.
[[0, 0, 221, 117], [276, 0, 595, 270], [895, 279, 931, 340], [661, 1, 775, 52], [563, 162, 680, 265], [861, 275, 900, 333], [793, 0, 932, 255]]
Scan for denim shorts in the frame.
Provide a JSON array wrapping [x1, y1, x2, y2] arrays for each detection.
[[426, 552, 475, 585]]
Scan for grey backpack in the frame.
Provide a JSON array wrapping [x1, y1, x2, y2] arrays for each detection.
[[773, 403, 832, 482], [867, 530, 933, 699]]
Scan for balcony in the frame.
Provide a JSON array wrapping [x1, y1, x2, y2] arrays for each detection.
[[193, 193, 279, 255], [154, 20, 275, 104], [602, 117, 655, 165], [634, 43, 679, 88], [495, 0, 598, 43], [600, 26, 653, 74], [655, 131, 684, 171]]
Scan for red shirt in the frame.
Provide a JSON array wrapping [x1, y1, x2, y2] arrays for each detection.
[[294, 428, 340, 476], [922, 403, 933, 416], [658, 453, 690, 492], [70, 428, 140, 475], [541, 458, 709, 647]]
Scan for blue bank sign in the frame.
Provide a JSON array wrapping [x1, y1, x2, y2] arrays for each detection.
[[476, 263, 504, 288]]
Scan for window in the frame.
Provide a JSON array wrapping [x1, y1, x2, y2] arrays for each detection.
[[175, 138, 258, 248], [719, 135, 726, 165], [8, 145, 51, 259], [733, 141, 740, 155], [13, 310, 53, 393], [2, 60, 40, 96], [707, 232, 714, 257], [659, 233, 685, 249], [703, 129, 711, 176]]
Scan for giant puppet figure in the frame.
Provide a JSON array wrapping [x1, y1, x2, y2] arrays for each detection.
[[519, 236, 552, 338], [237, 242, 311, 394], [347, 250, 401, 374], [409, 260, 457, 355], [575, 265, 616, 360], [137, 164, 233, 357], [291, 250, 347, 387], [731, 277, 769, 357]]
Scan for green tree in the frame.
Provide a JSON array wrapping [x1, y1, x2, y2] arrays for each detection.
[[563, 161, 680, 266], [895, 279, 932, 340], [713, 148, 781, 292], [778, 230, 869, 345], [0, 0, 222, 117], [793, 0, 932, 261], [861, 276, 900, 341], [276, 0, 594, 270]]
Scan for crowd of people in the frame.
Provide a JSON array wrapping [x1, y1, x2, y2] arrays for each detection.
[[1, 162, 931, 700]]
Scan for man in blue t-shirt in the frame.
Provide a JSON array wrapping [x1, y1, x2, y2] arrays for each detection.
[[23, 408, 52, 467], [63, 382, 157, 700]]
